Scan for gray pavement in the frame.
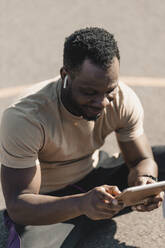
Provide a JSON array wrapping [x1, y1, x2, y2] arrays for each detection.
[[1, 0, 165, 247]]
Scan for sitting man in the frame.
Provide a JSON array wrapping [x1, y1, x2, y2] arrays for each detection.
[[0, 27, 164, 248]]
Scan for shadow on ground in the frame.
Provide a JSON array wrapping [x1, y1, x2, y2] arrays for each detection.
[[75, 218, 138, 248], [0, 208, 139, 248]]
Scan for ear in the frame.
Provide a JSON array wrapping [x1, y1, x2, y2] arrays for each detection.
[[60, 67, 67, 80]]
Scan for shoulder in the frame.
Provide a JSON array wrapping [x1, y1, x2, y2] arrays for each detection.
[[7, 76, 62, 125], [114, 80, 144, 117], [113, 81, 144, 141], [17, 75, 61, 103], [0, 106, 44, 169], [1, 106, 44, 148], [118, 80, 142, 105]]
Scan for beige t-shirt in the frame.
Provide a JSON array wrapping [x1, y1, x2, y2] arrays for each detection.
[[0, 77, 144, 193]]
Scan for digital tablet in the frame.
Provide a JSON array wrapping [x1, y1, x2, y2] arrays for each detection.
[[116, 180, 165, 207]]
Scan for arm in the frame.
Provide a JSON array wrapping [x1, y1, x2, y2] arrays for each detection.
[[1, 164, 84, 225], [118, 133, 163, 211], [118, 133, 158, 186], [0, 108, 123, 225], [1, 164, 122, 225]]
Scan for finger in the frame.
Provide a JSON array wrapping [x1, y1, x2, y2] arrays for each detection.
[[159, 191, 164, 200], [132, 206, 137, 211], [142, 202, 161, 211], [104, 185, 124, 208], [134, 205, 146, 212], [104, 185, 121, 196], [136, 175, 158, 186], [96, 186, 115, 206], [131, 190, 164, 211], [133, 200, 162, 212], [109, 200, 124, 211], [132, 204, 149, 212], [144, 198, 163, 209], [135, 177, 148, 186], [97, 185, 121, 203], [103, 197, 124, 211], [142, 193, 164, 206], [95, 187, 124, 210], [97, 186, 125, 211]]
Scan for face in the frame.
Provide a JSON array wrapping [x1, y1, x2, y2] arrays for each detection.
[[62, 57, 120, 121]]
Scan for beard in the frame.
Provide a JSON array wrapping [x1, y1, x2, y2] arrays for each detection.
[[66, 86, 101, 121], [81, 111, 101, 121]]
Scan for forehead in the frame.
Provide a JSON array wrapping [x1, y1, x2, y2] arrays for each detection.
[[73, 58, 119, 90]]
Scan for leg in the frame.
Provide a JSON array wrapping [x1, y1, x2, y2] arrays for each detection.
[[4, 183, 98, 248], [73, 150, 129, 192], [3, 150, 140, 248], [15, 215, 96, 248], [152, 145, 165, 181], [5, 209, 113, 248]]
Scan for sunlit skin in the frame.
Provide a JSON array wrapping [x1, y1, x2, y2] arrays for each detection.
[[61, 57, 120, 121]]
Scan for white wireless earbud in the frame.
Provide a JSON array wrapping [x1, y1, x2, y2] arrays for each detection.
[[63, 75, 68, 89]]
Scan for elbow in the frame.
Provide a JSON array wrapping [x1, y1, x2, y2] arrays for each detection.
[[6, 202, 29, 225]]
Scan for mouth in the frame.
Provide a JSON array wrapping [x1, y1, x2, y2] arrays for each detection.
[[86, 107, 103, 115], [81, 106, 103, 120]]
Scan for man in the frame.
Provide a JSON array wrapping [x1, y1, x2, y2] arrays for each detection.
[[0, 27, 164, 247]]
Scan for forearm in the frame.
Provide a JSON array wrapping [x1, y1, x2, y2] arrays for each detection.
[[128, 158, 158, 186], [129, 158, 158, 176], [8, 193, 84, 225]]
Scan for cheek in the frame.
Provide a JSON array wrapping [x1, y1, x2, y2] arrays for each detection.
[[73, 92, 91, 105], [79, 96, 91, 105], [72, 88, 93, 105]]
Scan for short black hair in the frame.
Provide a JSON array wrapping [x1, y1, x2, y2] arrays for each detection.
[[63, 27, 120, 74]]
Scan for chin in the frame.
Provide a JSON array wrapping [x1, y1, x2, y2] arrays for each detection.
[[82, 113, 101, 121]]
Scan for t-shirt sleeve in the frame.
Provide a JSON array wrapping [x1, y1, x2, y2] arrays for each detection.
[[0, 108, 44, 168], [115, 83, 144, 142]]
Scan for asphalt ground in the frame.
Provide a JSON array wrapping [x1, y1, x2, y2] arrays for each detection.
[[0, 1, 165, 247]]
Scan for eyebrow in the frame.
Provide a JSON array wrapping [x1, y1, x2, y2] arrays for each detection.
[[79, 83, 118, 91], [79, 86, 118, 95], [78, 79, 119, 91]]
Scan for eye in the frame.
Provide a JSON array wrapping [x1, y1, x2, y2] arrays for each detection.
[[82, 91, 96, 96]]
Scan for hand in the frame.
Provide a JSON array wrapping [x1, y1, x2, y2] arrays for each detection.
[[131, 175, 164, 212], [80, 185, 124, 220]]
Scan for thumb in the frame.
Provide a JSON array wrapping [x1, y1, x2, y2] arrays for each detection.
[[101, 185, 121, 205]]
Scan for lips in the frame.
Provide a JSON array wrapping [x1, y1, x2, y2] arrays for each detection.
[[85, 106, 103, 115]]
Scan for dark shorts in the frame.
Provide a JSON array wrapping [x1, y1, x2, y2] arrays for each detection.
[[3, 146, 165, 248]]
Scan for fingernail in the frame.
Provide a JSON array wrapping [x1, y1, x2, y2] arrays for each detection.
[[112, 199, 118, 206], [136, 205, 142, 210]]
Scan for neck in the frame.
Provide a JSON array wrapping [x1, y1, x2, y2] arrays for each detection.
[[61, 85, 82, 117]]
